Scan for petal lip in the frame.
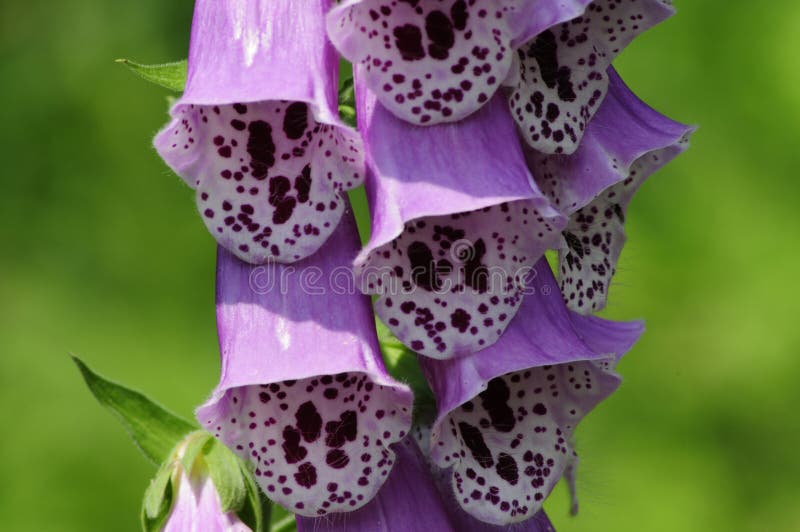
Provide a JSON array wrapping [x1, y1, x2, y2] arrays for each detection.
[[179, 0, 340, 126], [296, 438, 455, 531], [529, 67, 696, 216], [419, 259, 643, 524], [353, 68, 565, 267], [509, 0, 678, 154], [196, 208, 413, 517]]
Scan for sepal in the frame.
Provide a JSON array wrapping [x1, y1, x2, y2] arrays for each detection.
[[72, 356, 194, 465], [116, 59, 187, 92]]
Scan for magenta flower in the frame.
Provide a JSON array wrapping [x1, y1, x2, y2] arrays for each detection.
[[155, 0, 364, 264], [528, 69, 694, 313], [196, 210, 413, 517], [327, 0, 594, 125], [354, 73, 565, 359], [508, 0, 675, 154], [420, 259, 643, 524]]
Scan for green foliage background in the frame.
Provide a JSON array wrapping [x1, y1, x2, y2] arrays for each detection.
[[1, 1, 798, 530]]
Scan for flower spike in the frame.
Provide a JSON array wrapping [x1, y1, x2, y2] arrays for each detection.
[[508, 0, 675, 154], [527, 69, 694, 313], [196, 209, 413, 517], [155, 0, 364, 264], [421, 259, 643, 525], [327, 0, 593, 126], [354, 71, 566, 359]]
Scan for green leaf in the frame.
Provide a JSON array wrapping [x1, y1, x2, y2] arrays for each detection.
[[72, 356, 195, 464], [271, 514, 297, 532], [204, 438, 247, 514], [141, 459, 174, 532], [179, 431, 212, 473], [116, 58, 187, 92], [338, 104, 356, 127]]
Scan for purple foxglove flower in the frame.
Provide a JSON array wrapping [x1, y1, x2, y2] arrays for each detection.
[[327, 0, 594, 126], [296, 437, 454, 531], [154, 0, 364, 265], [527, 69, 694, 313], [420, 259, 643, 525], [508, 0, 675, 154], [196, 210, 413, 517], [354, 73, 566, 359], [164, 441, 251, 532], [164, 468, 251, 532]]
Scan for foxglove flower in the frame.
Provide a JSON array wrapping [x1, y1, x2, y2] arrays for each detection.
[[296, 437, 454, 531], [420, 259, 643, 524], [508, 0, 675, 154], [155, 0, 364, 265], [528, 69, 694, 313], [196, 210, 413, 517], [163, 438, 251, 532], [327, 0, 593, 125], [354, 74, 566, 359]]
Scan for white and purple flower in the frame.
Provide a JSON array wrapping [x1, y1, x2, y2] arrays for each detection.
[[143, 0, 693, 528]]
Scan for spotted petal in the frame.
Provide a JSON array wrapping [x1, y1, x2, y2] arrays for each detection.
[[355, 74, 565, 359], [528, 68, 694, 215], [196, 211, 413, 517], [327, 0, 594, 126], [420, 259, 643, 525], [508, 0, 675, 154], [154, 0, 363, 264], [542, 71, 694, 313], [296, 438, 454, 531]]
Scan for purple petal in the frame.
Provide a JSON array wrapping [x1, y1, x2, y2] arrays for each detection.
[[328, 0, 593, 126], [508, 0, 675, 154], [296, 438, 454, 531], [528, 68, 694, 215], [154, 0, 364, 264], [545, 72, 694, 314], [420, 259, 643, 525], [196, 210, 413, 517], [355, 77, 565, 359], [164, 469, 251, 532]]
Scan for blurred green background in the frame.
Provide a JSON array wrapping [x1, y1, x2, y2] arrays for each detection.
[[1, 1, 799, 531]]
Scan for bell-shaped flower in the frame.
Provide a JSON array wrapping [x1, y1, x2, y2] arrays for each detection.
[[196, 209, 413, 517], [508, 0, 675, 154], [160, 434, 253, 532], [420, 259, 643, 525], [327, 0, 594, 126], [354, 71, 566, 359], [527, 69, 694, 313], [155, 0, 364, 265]]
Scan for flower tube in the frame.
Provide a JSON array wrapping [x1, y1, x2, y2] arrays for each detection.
[[196, 209, 413, 517], [327, 0, 594, 126], [420, 258, 643, 525], [527, 69, 694, 313], [354, 71, 566, 359], [155, 0, 364, 264], [508, 0, 675, 154]]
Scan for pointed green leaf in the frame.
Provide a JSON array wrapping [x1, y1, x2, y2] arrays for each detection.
[[116, 58, 187, 92], [204, 438, 247, 514], [72, 356, 195, 464]]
